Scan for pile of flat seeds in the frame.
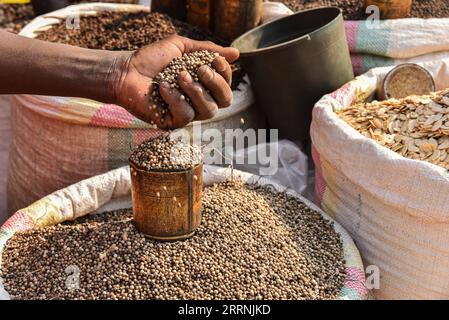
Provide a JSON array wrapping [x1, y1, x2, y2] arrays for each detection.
[[129, 135, 202, 171], [337, 89, 449, 169], [151, 50, 218, 122], [1, 181, 346, 300]]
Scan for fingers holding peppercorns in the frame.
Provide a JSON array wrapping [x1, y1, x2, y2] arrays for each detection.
[[158, 82, 195, 129], [197, 65, 233, 108], [177, 70, 219, 121], [157, 63, 231, 126], [212, 55, 233, 86]]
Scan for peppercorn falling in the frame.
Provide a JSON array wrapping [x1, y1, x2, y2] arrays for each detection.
[[150, 50, 218, 125], [1, 181, 346, 300]]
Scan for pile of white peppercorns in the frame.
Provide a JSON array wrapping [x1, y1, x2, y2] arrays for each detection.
[[129, 135, 202, 171], [150, 50, 218, 124], [1, 181, 346, 300]]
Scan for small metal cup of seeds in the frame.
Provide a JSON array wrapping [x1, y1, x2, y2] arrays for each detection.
[[129, 135, 203, 241], [380, 63, 435, 100]]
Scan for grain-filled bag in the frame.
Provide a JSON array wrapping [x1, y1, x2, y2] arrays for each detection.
[[8, 3, 260, 214], [0, 165, 367, 300], [311, 57, 449, 300]]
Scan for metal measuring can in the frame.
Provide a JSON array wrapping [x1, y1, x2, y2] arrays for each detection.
[[214, 0, 263, 41], [130, 162, 203, 241]]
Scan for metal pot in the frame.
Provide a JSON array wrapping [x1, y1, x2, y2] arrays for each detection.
[[232, 7, 354, 141]]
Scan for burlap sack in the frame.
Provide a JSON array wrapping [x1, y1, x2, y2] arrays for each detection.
[[7, 3, 261, 214], [311, 57, 449, 299], [0, 165, 368, 300]]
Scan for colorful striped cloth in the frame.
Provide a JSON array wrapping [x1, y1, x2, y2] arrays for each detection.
[[346, 18, 449, 74], [14, 95, 152, 128]]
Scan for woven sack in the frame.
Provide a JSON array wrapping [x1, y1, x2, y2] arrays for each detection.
[[0, 165, 367, 300]]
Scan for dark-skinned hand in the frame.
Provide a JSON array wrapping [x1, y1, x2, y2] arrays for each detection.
[[112, 35, 240, 129]]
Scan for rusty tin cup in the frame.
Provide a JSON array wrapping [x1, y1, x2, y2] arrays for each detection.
[[130, 162, 203, 241]]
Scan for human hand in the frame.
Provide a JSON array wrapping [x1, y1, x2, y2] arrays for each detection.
[[109, 35, 240, 129]]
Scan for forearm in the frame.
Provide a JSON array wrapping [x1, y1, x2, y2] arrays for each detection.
[[0, 30, 130, 103]]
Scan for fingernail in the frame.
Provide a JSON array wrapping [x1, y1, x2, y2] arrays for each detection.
[[161, 82, 170, 89], [199, 66, 214, 81], [180, 71, 192, 83]]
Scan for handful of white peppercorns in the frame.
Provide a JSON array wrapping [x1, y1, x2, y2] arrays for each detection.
[[149, 50, 219, 126]]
